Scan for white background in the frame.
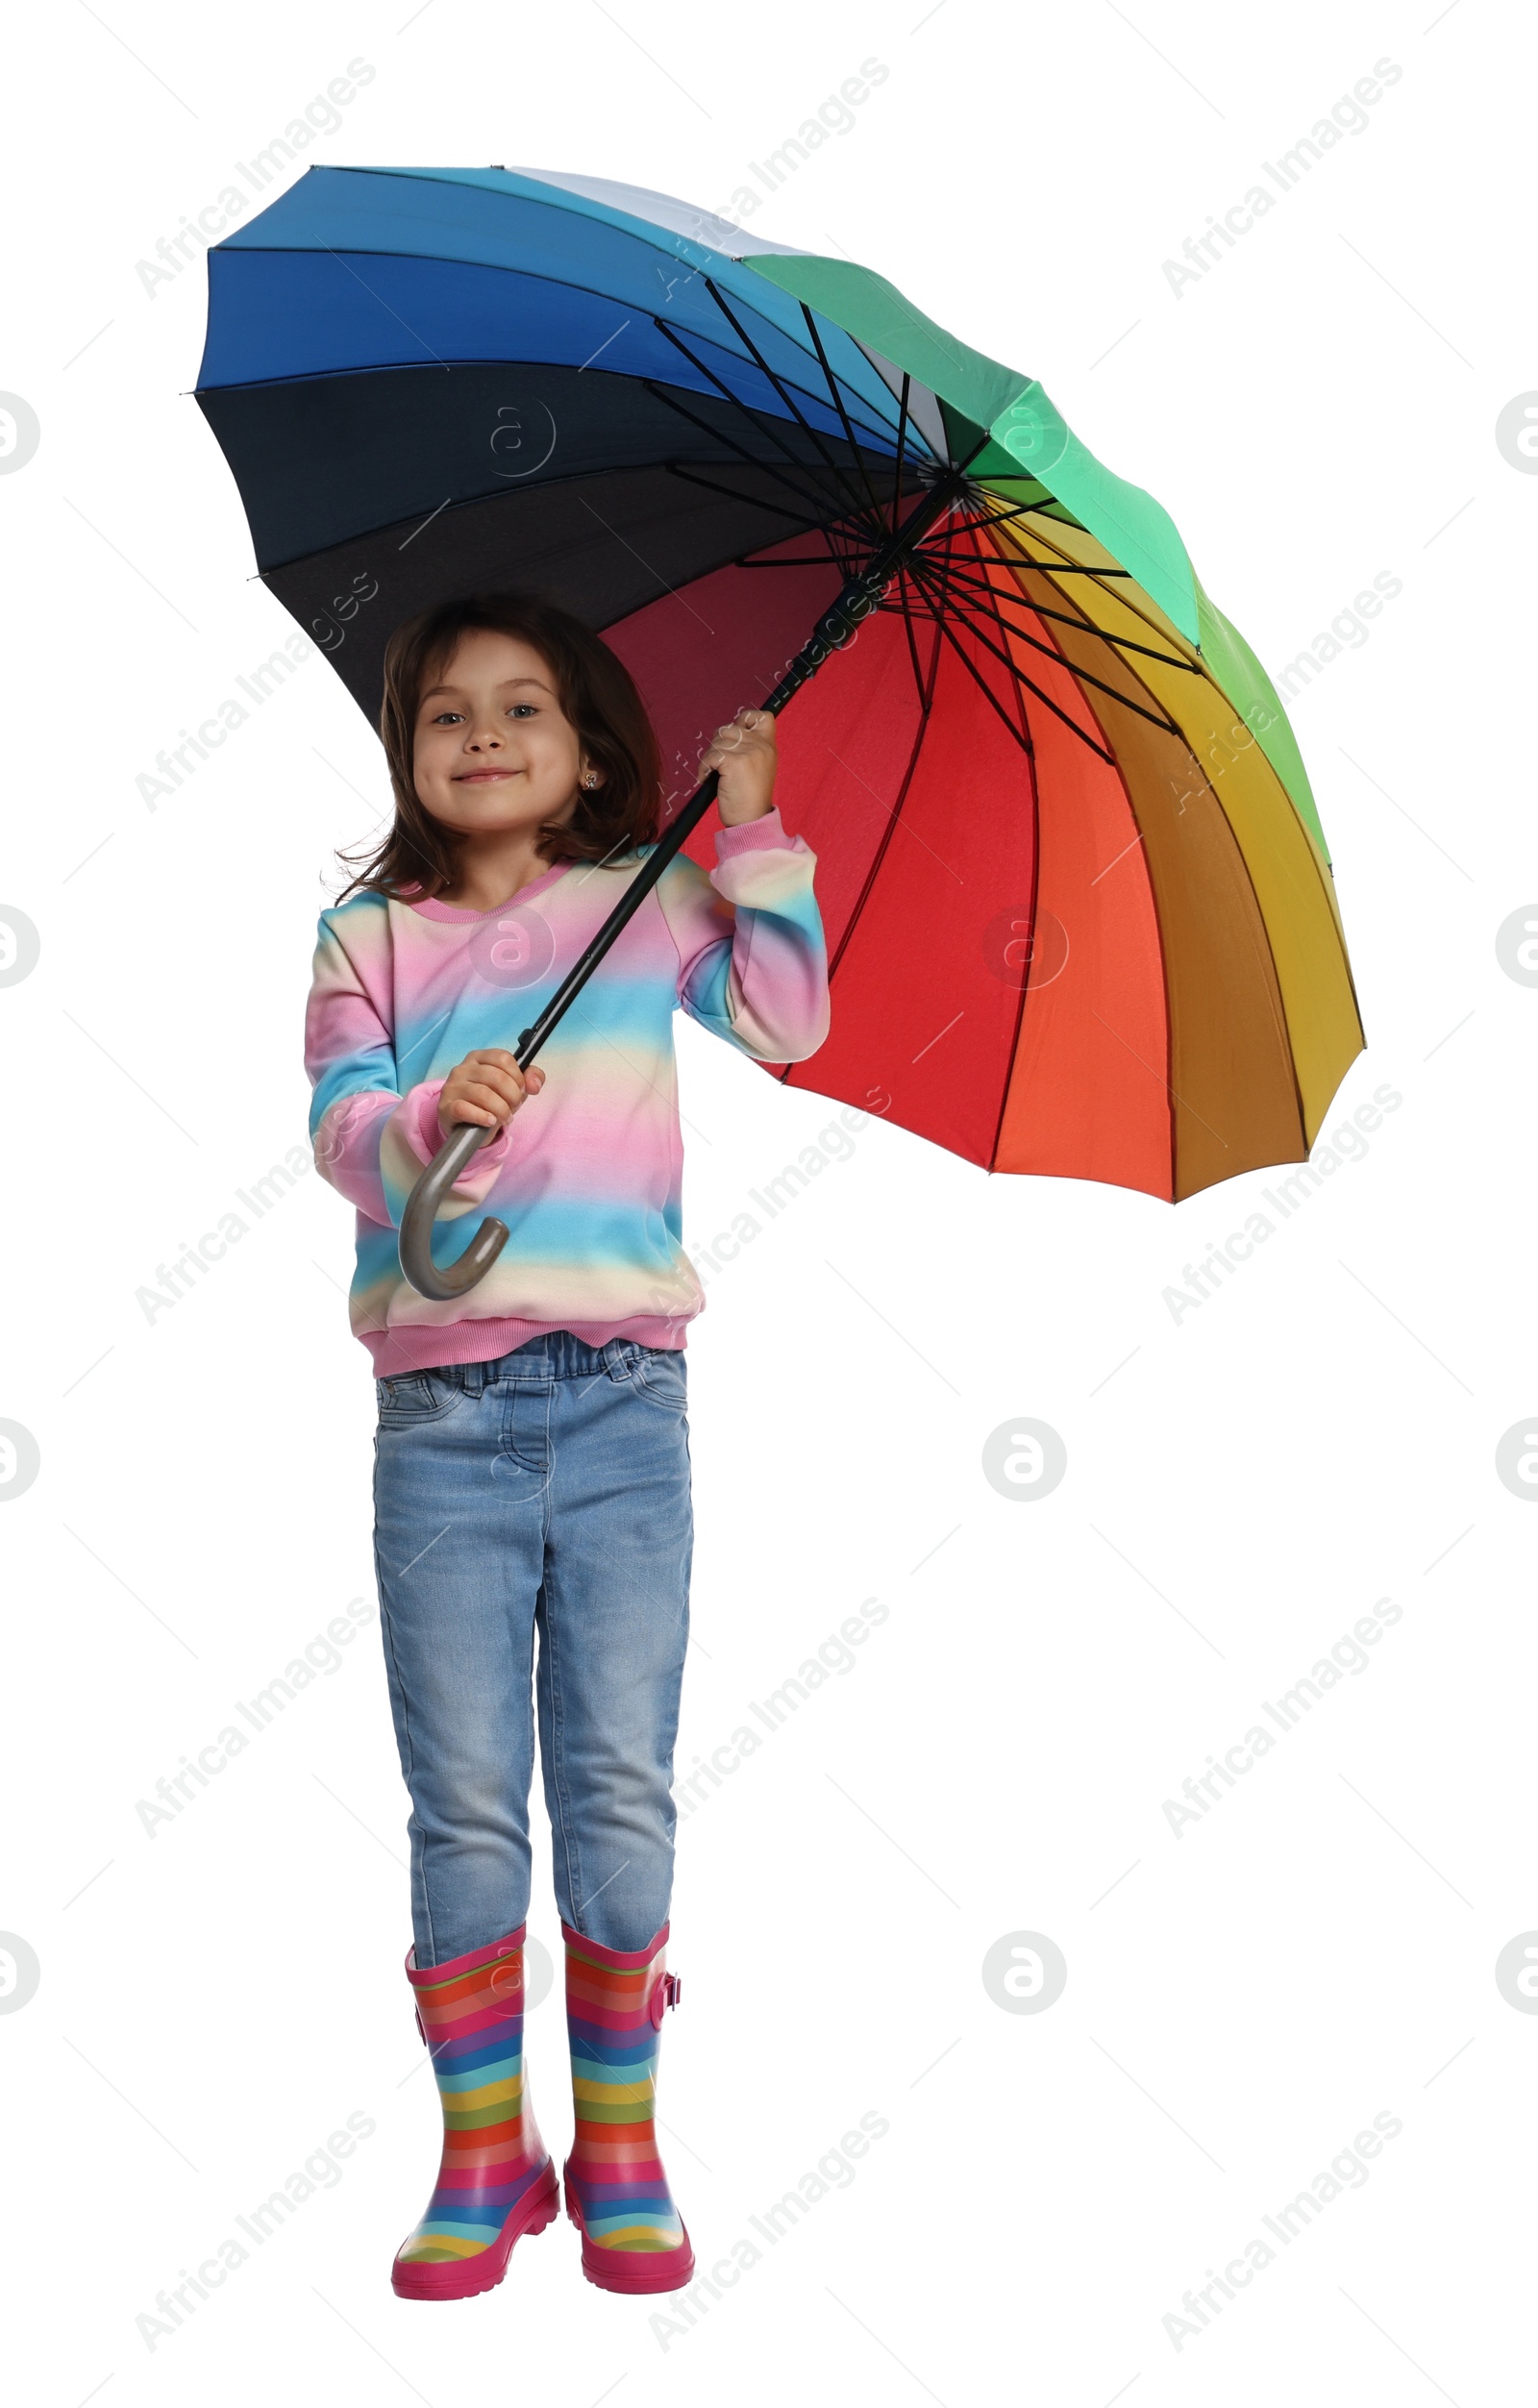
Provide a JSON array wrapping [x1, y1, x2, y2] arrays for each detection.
[[2, 2, 1533, 2401]]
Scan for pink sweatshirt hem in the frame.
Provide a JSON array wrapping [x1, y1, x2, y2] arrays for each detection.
[[364, 1312, 687, 1378]]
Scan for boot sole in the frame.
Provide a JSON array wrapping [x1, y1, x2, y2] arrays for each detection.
[[391, 2158, 560, 2299]]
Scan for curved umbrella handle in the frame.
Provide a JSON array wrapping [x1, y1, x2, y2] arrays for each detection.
[[398, 1119, 510, 1301]]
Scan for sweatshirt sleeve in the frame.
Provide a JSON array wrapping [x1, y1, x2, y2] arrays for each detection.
[[304, 904, 511, 1229], [657, 807, 831, 1063]]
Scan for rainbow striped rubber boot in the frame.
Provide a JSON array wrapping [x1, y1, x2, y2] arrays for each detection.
[[392, 1924, 560, 2299], [561, 1922, 695, 2293]]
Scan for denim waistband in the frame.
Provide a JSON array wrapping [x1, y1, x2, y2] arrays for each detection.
[[434, 1330, 674, 1387]]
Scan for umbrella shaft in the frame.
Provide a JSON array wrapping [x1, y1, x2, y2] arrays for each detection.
[[513, 468, 969, 1069]]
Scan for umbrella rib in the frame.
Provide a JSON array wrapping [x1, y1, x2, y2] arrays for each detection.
[[702, 285, 878, 519], [641, 380, 869, 536], [904, 569, 1043, 761], [915, 544, 1200, 672], [823, 620, 943, 991], [1001, 589, 1199, 672], [891, 496, 957, 715], [953, 524, 1043, 1174], [660, 459, 863, 539], [793, 300, 890, 531], [909, 553, 1181, 743], [987, 519, 1196, 657], [642, 371, 859, 525], [919, 503, 985, 727], [648, 321, 875, 527], [907, 558, 1120, 764], [703, 280, 884, 536], [988, 695, 1044, 1175], [890, 372, 912, 539], [959, 515, 1032, 750], [912, 478, 964, 646], [925, 498, 1053, 538], [651, 308, 861, 457], [892, 560, 934, 711], [977, 520, 1197, 660], [929, 496, 1136, 557], [916, 557, 946, 713], [779, 302, 930, 479], [730, 553, 877, 565], [925, 547, 1133, 575], [688, 285, 906, 459], [924, 570, 1154, 732]]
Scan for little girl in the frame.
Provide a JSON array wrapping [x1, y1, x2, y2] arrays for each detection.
[[305, 594, 829, 2300]]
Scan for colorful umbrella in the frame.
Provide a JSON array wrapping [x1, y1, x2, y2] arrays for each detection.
[[195, 164, 1363, 1292]]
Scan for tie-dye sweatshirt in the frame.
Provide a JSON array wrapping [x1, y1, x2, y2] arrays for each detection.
[[305, 809, 829, 1376]]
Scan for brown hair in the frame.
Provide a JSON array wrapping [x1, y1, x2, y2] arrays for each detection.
[[340, 593, 663, 901]]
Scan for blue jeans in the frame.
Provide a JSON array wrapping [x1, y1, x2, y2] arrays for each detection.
[[371, 1331, 692, 1966]]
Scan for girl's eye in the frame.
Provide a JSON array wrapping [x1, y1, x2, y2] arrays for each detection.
[[426, 705, 537, 724]]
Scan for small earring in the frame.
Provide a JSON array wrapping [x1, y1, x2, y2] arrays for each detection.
[[583, 772, 598, 789]]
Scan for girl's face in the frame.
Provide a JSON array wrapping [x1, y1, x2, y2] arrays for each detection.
[[411, 629, 599, 838]]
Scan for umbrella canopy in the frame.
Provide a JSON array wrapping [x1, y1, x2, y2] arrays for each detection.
[[196, 164, 1363, 1204]]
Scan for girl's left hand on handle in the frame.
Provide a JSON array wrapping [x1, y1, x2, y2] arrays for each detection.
[[437, 1049, 545, 1141], [700, 707, 778, 826]]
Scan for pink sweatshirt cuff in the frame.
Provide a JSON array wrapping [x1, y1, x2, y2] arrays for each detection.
[[402, 1080, 513, 1176], [713, 805, 804, 860]]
